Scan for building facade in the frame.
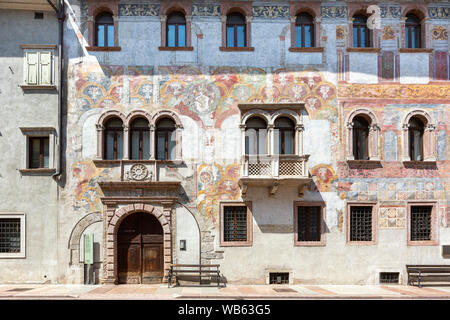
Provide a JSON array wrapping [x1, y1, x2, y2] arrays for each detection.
[[0, 0, 449, 285]]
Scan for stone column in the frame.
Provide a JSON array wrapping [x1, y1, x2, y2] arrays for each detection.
[[96, 124, 104, 159], [240, 124, 247, 176], [122, 124, 129, 160], [369, 123, 380, 160], [160, 15, 167, 47], [267, 124, 274, 156], [149, 124, 155, 160], [113, 15, 119, 46], [220, 15, 227, 47], [295, 124, 304, 156], [314, 17, 322, 47], [400, 17, 406, 48], [424, 123, 436, 161], [290, 16, 296, 47], [88, 16, 94, 46], [346, 122, 355, 160], [401, 123, 410, 161], [245, 16, 252, 47], [186, 15, 192, 47], [175, 124, 183, 161]]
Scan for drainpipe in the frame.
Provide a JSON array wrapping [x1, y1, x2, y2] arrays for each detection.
[[48, 0, 65, 179]]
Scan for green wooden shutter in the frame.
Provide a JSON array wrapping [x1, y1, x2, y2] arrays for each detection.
[[26, 51, 38, 85], [39, 51, 52, 85]]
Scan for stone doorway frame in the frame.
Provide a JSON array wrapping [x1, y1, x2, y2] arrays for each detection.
[[102, 200, 175, 284]]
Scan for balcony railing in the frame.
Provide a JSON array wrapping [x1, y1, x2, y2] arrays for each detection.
[[242, 154, 309, 178]]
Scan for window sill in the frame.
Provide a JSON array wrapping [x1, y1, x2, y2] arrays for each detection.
[[288, 47, 324, 52], [346, 241, 377, 246], [346, 160, 382, 169], [19, 168, 56, 175], [399, 48, 433, 53], [407, 240, 439, 246], [402, 160, 437, 169], [86, 46, 122, 52], [158, 46, 194, 51], [0, 253, 26, 259], [347, 48, 381, 53], [219, 47, 255, 52], [294, 241, 326, 247], [93, 159, 184, 166], [20, 84, 57, 90], [220, 242, 253, 247]]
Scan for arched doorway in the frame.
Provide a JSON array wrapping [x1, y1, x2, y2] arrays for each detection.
[[117, 212, 164, 284]]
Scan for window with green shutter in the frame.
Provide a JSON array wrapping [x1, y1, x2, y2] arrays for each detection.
[[24, 51, 53, 86]]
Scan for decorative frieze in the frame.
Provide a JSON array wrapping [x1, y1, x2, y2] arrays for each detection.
[[321, 6, 347, 19], [432, 26, 448, 40], [192, 4, 220, 16], [428, 7, 450, 19], [118, 4, 160, 17], [379, 6, 401, 19], [252, 6, 289, 19]]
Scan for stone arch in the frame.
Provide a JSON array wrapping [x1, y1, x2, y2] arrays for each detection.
[[240, 109, 271, 126], [68, 212, 103, 265], [270, 109, 301, 126], [96, 110, 127, 160], [153, 110, 183, 160], [401, 110, 436, 161], [346, 108, 380, 161], [97, 109, 127, 127], [153, 109, 183, 128], [104, 203, 171, 284], [125, 110, 153, 128]]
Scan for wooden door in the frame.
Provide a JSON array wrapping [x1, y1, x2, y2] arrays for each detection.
[[117, 212, 164, 284]]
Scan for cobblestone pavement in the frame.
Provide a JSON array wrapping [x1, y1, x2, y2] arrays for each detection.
[[0, 284, 450, 300]]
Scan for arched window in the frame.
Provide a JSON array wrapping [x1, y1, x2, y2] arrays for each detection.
[[95, 12, 114, 47], [104, 118, 123, 160], [167, 11, 186, 47], [405, 14, 421, 49], [245, 117, 267, 155], [274, 117, 295, 155], [156, 118, 176, 160], [226, 12, 246, 47], [352, 15, 371, 48], [295, 13, 314, 48], [408, 117, 424, 161], [352, 116, 370, 160], [130, 118, 150, 160]]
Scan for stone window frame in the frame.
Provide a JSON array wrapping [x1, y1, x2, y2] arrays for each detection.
[[401, 110, 436, 162], [293, 201, 326, 246], [19, 127, 57, 175], [219, 201, 253, 247], [407, 201, 439, 246], [159, 1, 193, 51], [86, 0, 121, 51], [96, 110, 183, 162], [346, 3, 381, 52], [288, 2, 323, 52], [345, 108, 381, 161], [400, 4, 430, 51], [346, 201, 378, 246], [240, 108, 304, 157], [0, 212, 26, 259], [219, 1, 254, 51], [20, 44, 57, 90]]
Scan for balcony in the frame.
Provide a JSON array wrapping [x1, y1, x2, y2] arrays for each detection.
[[239, 154, 311, 196]]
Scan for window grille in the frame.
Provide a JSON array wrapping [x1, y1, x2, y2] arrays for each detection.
[[410, 206, 432, 241], [380, 272, 399, 284], [0, 218, 21, 253], [269, 273, 289, 284], [297, 206, 321, 241], [223, 206, 247, 242], [350, 206, 372, 241]]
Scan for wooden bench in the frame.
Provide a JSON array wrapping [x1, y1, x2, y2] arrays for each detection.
[[168, 264, 222, 288], [406, 265, 450, 288]]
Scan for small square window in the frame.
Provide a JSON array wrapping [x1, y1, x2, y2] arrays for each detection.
[[29, 137, 49, 169], [346, 203, 377, 245], [0, 214, 26, 258], [407, 203, 437, 246], [220, 202, 252, 247], [379, 272, 399, 284]]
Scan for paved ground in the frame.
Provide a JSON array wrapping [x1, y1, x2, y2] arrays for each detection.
[[0, 283, 450, 300]]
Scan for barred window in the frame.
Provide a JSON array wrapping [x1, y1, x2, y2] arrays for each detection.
[[350, 206, 373, 241], [297, 206, 321, 241], [410, 206, 432, 241], [223, 206, 247, 242], [0, 218, 21, 253]]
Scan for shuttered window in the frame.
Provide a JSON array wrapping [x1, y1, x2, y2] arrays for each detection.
[[25, 51, 53, 85]]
